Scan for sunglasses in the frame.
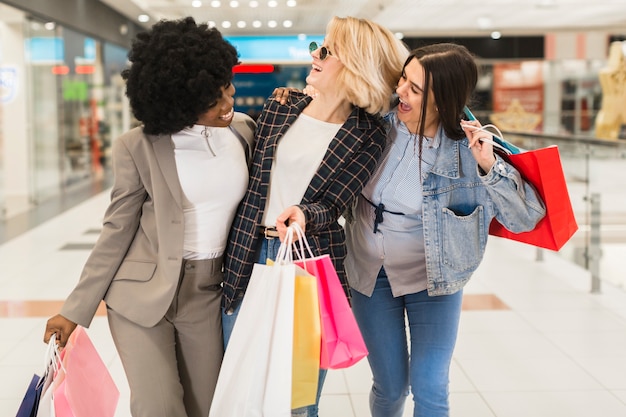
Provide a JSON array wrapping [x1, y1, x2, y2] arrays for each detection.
[[308, 41, 334, 61]]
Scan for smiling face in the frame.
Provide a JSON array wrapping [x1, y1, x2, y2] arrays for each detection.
[[305, 40, 344, 94], [196, 83, 236, 127], [395, 57, 440, 137]]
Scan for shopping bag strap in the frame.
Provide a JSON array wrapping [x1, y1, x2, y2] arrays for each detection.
[[463, 106, 523, 154], [462, 123, 515, 155], [289, 222, 315, 262], [274, 223, 316, 266], [41, 333, 65, 383]]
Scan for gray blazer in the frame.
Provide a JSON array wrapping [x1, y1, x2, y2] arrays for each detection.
[[61, 112, 256, 328]]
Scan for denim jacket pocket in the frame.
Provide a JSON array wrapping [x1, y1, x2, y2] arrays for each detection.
[[441, 206, 485, 272]]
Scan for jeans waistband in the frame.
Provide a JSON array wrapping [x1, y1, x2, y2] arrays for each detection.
[[258, 225, 280, 239]]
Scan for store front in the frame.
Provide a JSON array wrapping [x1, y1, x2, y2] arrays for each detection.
[[0, 2, 129, 218]]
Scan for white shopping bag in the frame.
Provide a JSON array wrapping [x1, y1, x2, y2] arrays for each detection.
[[209, 260, 296, 417], [36, 334, 64, 417]]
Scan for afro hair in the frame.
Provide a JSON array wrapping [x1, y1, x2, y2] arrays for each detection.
[[122, 16, 239, 135]]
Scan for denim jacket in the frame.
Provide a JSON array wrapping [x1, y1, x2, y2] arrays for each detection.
[[421, 125, 545, 296]]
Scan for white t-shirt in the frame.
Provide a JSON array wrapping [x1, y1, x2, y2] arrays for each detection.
[[172, 124, 248, 259], [262, 113, 341, 226]]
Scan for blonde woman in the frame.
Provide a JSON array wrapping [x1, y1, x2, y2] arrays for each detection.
[[222, 16, 408, 417]]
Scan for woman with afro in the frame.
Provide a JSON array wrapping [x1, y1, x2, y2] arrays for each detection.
[[43, 16, 255, 417]]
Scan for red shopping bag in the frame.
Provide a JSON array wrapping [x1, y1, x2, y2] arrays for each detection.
[[489, 145, 578, 251], [54, 326, 119, 417], [295, 255, 368, 369]]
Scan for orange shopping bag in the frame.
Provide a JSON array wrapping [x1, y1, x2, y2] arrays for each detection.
[[291, 266, 321, 408]]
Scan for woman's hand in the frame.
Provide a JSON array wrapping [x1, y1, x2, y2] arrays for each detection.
[[461, 120, 497, 174], [272, 87, 298, 104], [45, 314, 77, 348], [276, 206, 306, 242], [271, 85, 319, 104]]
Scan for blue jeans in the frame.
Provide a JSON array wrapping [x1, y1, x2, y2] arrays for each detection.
[[351, 267, 463, 417], [222, 237, 327, 417]]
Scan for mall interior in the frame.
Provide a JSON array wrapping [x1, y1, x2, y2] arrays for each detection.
[[1, 0, 626, 416]]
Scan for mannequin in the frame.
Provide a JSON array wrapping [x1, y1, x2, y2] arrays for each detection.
[[595, 41, 626, 139]]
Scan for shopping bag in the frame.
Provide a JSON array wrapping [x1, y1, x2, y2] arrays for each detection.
[[209, 261, 296, 417], [53, 326, 119, 417], [16, 374, 42, 417], [36, 339, 65, 417], [463, 106, 578, 251], [489, 145, 578, 251], [266, 257, 321, 409], [296, 254, 368, 369], [286, 223, 367, 370], [37, 351, 65, 417], [291, 264, 321, 409]]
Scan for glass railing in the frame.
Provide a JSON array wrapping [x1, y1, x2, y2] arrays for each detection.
[[502, 130, 626, 292]]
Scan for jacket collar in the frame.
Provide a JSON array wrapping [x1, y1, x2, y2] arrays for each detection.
[[429, 125, 464, 180], [149, 131, 184, 210], [386, 110, 458, 179], [289, 92, 380, 132]]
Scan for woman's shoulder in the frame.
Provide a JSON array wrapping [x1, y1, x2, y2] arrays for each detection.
[[115, 126, 150, 146], [351, 107, 386, 131], [232, 112, 256, 135]]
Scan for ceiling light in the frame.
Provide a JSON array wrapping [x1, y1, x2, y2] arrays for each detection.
[[535, 0, 556, 8], [249, 0, 259, 6], [211, 0, 221, 7], [394, 32, 404, 40], [237, 20, 247, 28], [268, 20, 278, 28], [138, 14, 150, 23], [477, 17, 492, 29], [252, 20, 262, 28], [491, 31, 502, 39], [286, 0, 297, 6], [221, 21, 232, 28], [268, 0, 278, 7], [283, 20, 293, 28], [230, 0, 239, 7], [44, 22, 56, 30], [192, 0, 202, 7], [208, 21, 217, 28]]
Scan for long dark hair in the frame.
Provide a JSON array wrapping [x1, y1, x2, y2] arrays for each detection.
[[407, 43, 478, 142]]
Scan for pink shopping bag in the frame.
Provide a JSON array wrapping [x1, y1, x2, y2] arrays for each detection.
[[295, 254, 368, 369], [54, 326, 119, 417]]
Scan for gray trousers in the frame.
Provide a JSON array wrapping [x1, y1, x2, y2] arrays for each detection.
[[107, 257, 224, 417]]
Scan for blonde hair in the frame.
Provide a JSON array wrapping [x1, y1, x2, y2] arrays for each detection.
[[325, 16, 409, 115]]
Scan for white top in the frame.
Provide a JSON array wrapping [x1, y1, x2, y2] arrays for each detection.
[[262, 113, 340, 226], [172, 124, 248, 259]]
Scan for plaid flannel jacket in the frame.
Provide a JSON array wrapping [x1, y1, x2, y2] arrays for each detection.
[[223, 92, 387, 310]]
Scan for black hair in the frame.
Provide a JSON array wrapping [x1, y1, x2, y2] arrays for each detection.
[[121, 17, 239, 135], [406, 43, 478, 142]]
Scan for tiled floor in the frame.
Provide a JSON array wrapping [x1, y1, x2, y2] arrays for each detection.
[[2, 189, 626, 417]]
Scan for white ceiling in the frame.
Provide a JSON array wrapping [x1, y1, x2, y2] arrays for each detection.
[[100, 0, 626, 37]]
